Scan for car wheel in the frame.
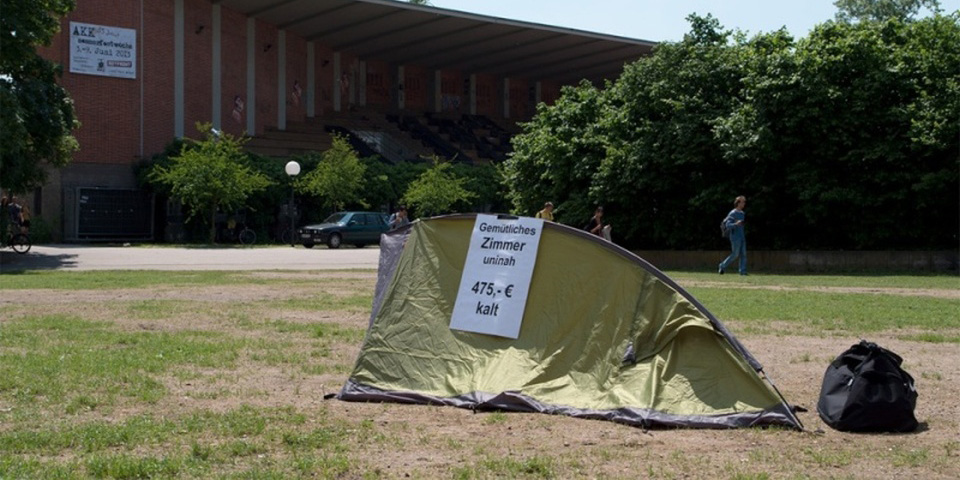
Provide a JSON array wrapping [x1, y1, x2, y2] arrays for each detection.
[[327, 233, 342, 249], [302, 242, 315, 249]]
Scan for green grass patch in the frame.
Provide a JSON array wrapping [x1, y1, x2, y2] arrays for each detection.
[[0, 405, 308, 455], [898, 332, 960, 344], [0, 315, 246, 411], [480, 456, 556, 478], [667, 271, 960, 290], [454, 455, 556, 479], [125, 299, 203, 320], [263, 319, 367, 344], [0, 269, 376, 290], [688, 287, 959, 335], [0, 457, 83, 480], [268, 292, 373, 312], [891, 447, 929, 468], [0, 270, 247, 290], [802, 447, 855, 467], [85, 453, 201, 479], [484, 411, 508, 425]]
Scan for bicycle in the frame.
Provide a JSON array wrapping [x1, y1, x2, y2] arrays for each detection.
[[217, 218, 257, 245], [279, 227, 295, 246], [3, 231, 31, 254]]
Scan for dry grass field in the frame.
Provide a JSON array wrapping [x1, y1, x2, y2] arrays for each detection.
[[1, 270, 958, 479]]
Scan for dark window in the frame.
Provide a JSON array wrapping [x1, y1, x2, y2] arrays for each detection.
[[76, 188, 154, 240]]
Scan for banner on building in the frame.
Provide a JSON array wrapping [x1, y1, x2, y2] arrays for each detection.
[[70, 22, 137, 79]]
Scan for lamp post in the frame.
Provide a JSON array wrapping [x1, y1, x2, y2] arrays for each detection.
[[284, 160, 301, 247]]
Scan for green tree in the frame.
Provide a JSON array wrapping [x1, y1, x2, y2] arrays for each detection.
[[503, 80, 611, 226], [360, 157, 428, 212], [403, 159, 476, 217], [595, 14, 749, 246], [721, 15, 960, 249], [834, 0, 941, 22], [504, 12, 959, 250], [0, 0, 79, 193], [296, 135, 367, 212], [149, 123, 272, 243]]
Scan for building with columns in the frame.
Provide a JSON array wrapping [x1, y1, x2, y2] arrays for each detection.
[[36, 0, 654, 241]]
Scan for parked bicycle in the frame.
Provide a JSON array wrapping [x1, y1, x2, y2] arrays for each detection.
[[279, 227, 295, 246], [217, 216, 257, 245]]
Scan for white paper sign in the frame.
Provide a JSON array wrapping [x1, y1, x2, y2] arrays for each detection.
[[450, 214, 544, 339], [70, 22, 137, 79]]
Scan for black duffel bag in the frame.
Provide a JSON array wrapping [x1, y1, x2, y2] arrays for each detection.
[[816, 340, 918, 432]]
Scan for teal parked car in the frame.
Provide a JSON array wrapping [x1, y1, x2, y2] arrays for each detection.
[[298, 211, 390, 249]]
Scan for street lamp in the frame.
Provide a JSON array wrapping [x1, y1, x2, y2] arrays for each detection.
[[284, 160, 301, 247]]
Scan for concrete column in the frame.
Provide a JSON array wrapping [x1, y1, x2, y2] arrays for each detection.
[[469, 73, 477, 115], [358, 61, 367, 106], [173, 0, 184, 137], [211, 3, 221, 129], [503, 77, 510, 119], [246, 18, 256, 133], [306, 41, 315, 117], [397, 65, 405, 110], [333, 52, 341, 112], [277, 30, 286, 131], [434, 69, 442, 113]]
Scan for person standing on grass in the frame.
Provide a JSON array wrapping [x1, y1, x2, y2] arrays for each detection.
[[719, 195, 747, 275], [535, 202, 554, 222]]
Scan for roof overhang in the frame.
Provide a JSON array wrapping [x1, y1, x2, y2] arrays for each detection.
[[214, 0, 657, 84]]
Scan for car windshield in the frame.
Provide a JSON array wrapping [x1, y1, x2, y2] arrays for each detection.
[[323, 213, 347, 224]]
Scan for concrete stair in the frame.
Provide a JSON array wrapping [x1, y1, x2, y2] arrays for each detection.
[[245, 122, 332, 158]]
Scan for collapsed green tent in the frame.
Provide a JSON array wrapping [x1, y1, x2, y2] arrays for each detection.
[[339, 214, 802, 429]]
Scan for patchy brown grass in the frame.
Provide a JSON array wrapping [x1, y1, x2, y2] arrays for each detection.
[[0, 271, 957, 479]]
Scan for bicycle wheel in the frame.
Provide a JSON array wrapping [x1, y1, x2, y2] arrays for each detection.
[[10, 233, 31, 254], [238, 228, 256, 245], [280, 229, 293, 245]]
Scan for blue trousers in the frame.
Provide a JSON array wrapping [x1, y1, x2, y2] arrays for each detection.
[[720, 234, 747, 274]]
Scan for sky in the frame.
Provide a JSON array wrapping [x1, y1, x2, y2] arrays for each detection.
[[429, 0, 959, 42]]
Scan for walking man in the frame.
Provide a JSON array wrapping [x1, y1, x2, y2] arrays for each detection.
[[719, 195, 747, 275]]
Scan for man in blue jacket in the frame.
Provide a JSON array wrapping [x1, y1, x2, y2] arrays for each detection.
[[719, 195, 747, 275]]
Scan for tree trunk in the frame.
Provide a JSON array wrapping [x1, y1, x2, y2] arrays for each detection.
[[210, 204, 218, 244]]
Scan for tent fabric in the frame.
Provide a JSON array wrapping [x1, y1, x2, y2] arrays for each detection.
[[340, 215, 801, 430]]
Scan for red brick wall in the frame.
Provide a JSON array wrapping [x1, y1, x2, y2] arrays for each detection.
[[509, 78, 529, 119], [540, 80, 561, 106], [143, 1, 175, 158], [38, 0, 573, 164], [183, 0, 211, 139], [285, 33, 307, 123], [220, 7, 246, 137], [254, 20, 278, 135], [404, 65, 428, 111], [475, 74, 498, 117], [439, 70, 463, 113], [341, 53, 360, 108], [365, 59, 390, 108], [42, 1, 143, 165], [314, 43, 334, 117]]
